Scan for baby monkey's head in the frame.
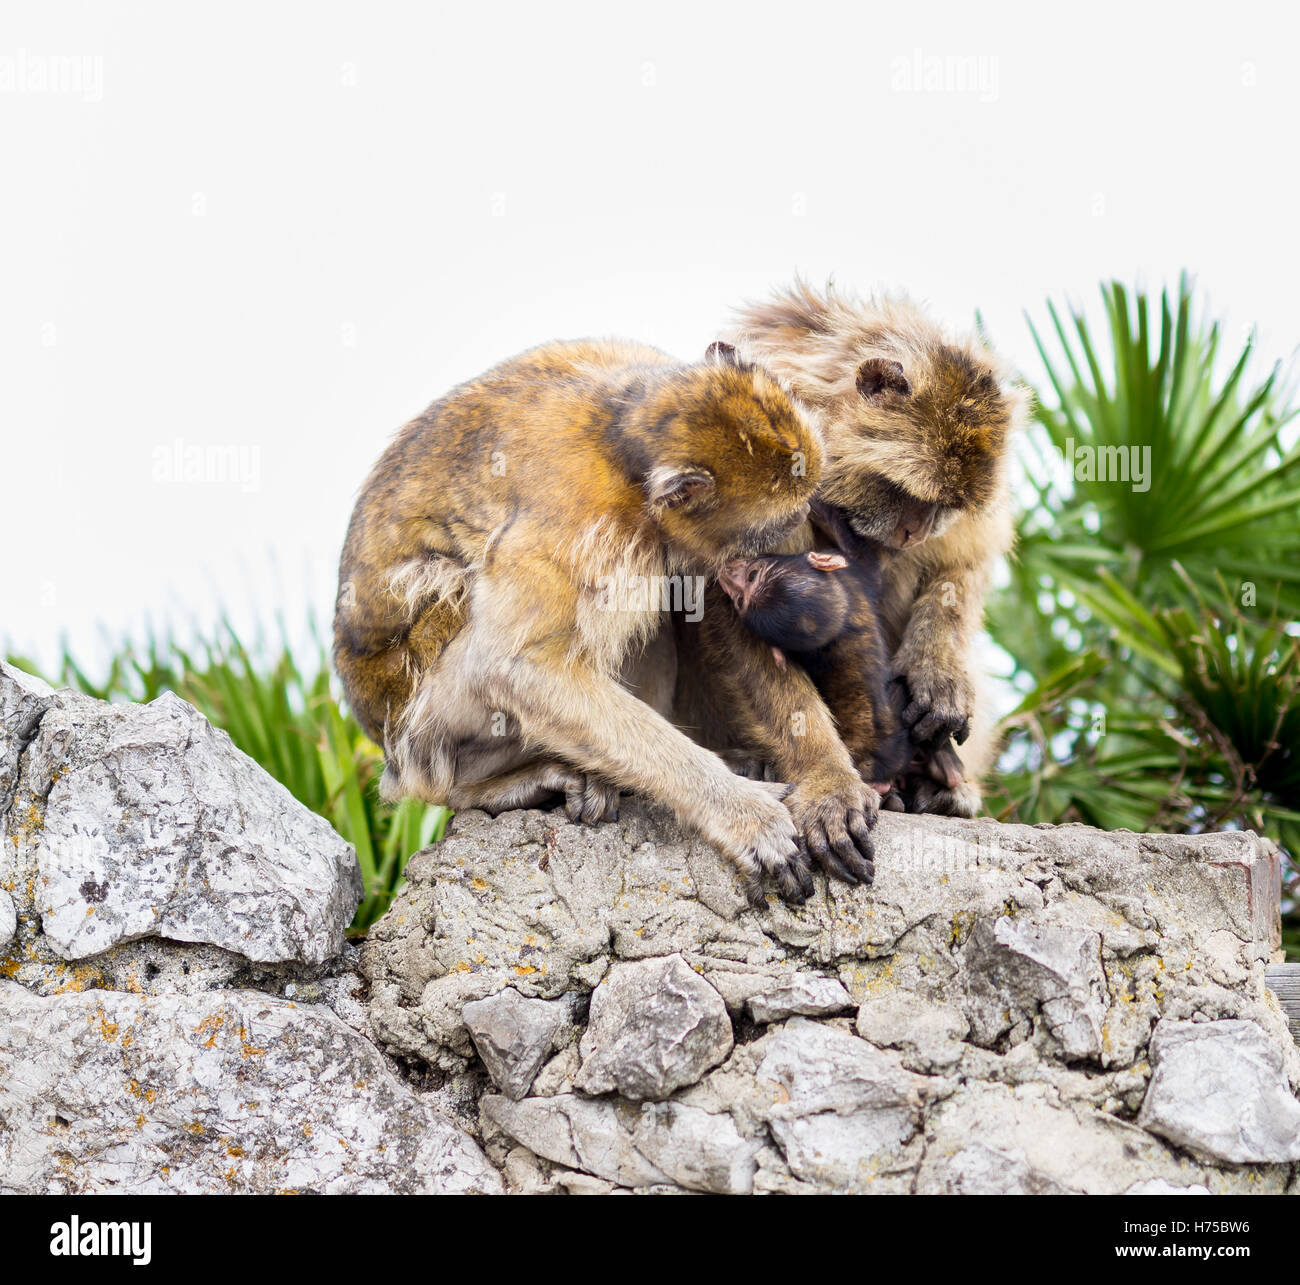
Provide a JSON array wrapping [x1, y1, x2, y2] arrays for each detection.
[[718, 550, 850, 667], [632, 343, 822, 570]]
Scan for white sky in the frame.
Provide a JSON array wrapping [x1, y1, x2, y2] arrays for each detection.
[[3, 0, 1298, 677]]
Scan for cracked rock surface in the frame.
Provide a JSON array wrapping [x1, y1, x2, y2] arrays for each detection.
[[365, 797, 1296, 1194], [3, 661, 1297, 1195], [0, 662, 495, 1194]]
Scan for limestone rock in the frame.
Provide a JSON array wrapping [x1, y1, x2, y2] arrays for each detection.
[[855, 991, 968, 1071], [575, 954, 732, 1100], [1137, 1019, 1300, 1164], [0, 666, 361, 986], [0, 981, 500, 1194], [463, 988, 572, 1100], [962, 917, 1108, 1059], [0, 889, 14, 948], [747, 973, 853, 1024]]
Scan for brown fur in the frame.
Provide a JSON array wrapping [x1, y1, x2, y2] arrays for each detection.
[[675, 281, 1024, 844], [335, 338, 824, 902]]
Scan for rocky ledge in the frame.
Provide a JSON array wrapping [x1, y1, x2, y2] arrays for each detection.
[[1, 660, 1296, 1195]]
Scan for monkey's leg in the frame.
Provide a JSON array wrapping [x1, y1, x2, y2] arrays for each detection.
[[452, 760, 621, 822], [691, 587, 879, 888], [893, 561, 987, 747], [476, 639, 811, 905], [904, 680, 994, 817]]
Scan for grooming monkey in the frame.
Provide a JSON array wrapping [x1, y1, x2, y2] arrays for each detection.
[[334, 338, 825, 903], [674, 283, 1023, 874]]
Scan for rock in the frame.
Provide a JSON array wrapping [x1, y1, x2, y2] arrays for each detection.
[[0, 661, 54, 819], [631, 1101, 758, 1194], [0, 667, 361, 986], [482, 1094, 668, 1188], [0, 981, 500, 1194], [463, 988, 572, 1100], [747, 973, 852, 1024], [1137, 1020, 1300, 1164], [754, 1018, 929, 1191], [0, 889, 14, 948], [914, 1081, 1283, 1195], [574, 954, 732, 1100], [962, 917, 1108, 1060], [1125, 1179, 1211, 1195], [855, 992, 968, 1071], [363, 800, 1294, 1194], [2, 668, 1294, 1202]]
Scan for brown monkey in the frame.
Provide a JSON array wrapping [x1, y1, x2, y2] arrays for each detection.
[[334, 338, 824, 903], [674, 283, 1022, 869]]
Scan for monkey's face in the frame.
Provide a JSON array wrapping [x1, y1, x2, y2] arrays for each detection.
[[648, 359, 822, 568], [719, 552, 849, 654], [818, 344, 1015, 550]]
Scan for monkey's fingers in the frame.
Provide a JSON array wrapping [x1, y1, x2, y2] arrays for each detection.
[[881, 791, 906, 812], [829, 817, 875, 885], [845, 809, 877, 864]]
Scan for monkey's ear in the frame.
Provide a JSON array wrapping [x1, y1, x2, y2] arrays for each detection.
[[646, 467, 716, 511], [856, 357, 911, 401], [806, 551, 848, 572], [705, 341, 739, 367]]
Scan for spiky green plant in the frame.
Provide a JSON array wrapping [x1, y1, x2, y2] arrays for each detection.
[[987, 276, 1300, 953]]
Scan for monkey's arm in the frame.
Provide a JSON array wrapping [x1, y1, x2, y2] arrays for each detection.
[[892, 506, 1007, 745], [471, 562, 814, 905], [694, 586, 878, 886]]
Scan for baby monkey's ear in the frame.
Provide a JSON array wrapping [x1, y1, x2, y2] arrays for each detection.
[[705, 340, 739, 366], [806, 551, 848, 572], [855, 357, 911, 401], [646, 466, 716, 511]]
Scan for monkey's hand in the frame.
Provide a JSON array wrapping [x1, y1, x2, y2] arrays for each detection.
[[895, 654, 974, 747], [782, 771, 879, 889], [701, 776, 813, 908]]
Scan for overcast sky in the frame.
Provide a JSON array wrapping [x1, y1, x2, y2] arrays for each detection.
[[3, 0, 1298, 677]]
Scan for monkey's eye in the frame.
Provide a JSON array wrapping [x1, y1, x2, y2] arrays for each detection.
[[747, 568, 760, 583]]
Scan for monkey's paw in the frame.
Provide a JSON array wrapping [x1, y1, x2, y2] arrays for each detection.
[[784, 774, 879, 892], [904, 776, 981, 818], [897, 666, 974, 746], [562, 774, 622, 824], [709, 778, 811, 908]]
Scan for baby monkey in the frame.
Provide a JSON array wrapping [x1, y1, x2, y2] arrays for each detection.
[[719, 544, 964, 805]]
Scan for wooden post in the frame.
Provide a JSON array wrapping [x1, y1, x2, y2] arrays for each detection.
[[1265, 964, 1300, 1045]]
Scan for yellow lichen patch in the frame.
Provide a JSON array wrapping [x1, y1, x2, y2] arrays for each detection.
[[53, 963, 105, 995], [185, 1121, 204, 1135], [135, 1113, 145, 1128], [472, 877, 487, 890], [225, 1144, 244, 1157], [240, 1042, 266, 1059], [302, 1123, 313, 1137], [514, 964, 536, 975], [98, 1012, 118, 1040]]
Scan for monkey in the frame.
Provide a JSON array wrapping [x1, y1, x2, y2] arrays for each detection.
[[716, 503, 965, 805], [671, 282, 1024, 872], [334, 337, 826, 905], [717, 547, 912, 790]]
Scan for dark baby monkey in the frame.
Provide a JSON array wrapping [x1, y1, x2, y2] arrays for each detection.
[[718, 538, 963, 802]]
